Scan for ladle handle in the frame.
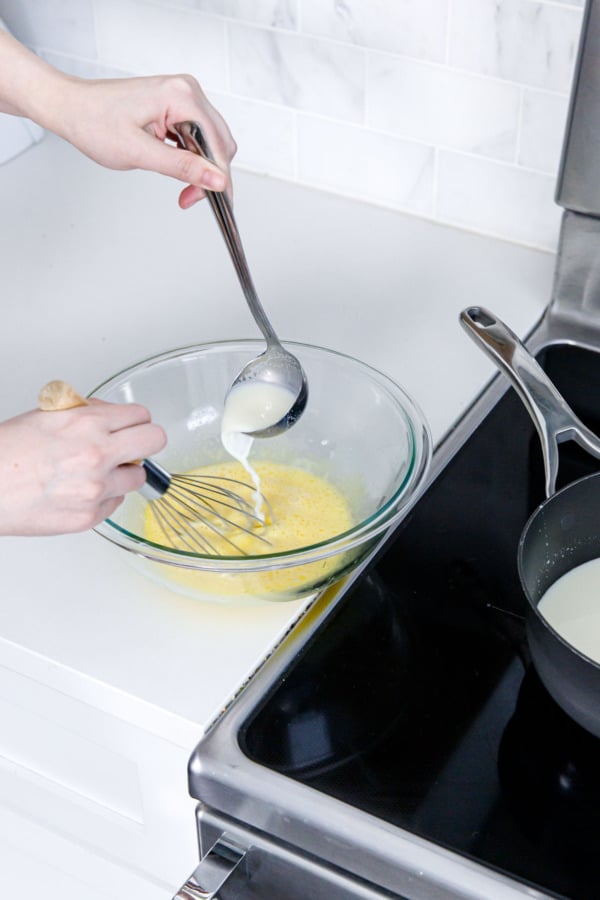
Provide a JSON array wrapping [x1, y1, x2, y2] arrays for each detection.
[[172, 120, 279, 347], [460, 306, 600, 497]]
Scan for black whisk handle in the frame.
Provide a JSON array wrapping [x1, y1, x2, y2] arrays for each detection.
[[140, 459, 171, 501]]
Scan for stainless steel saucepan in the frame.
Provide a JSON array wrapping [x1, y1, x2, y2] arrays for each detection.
[[461, 306, 600, 738]]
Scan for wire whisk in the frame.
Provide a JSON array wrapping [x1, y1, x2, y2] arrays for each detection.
[[141, 464, 271, 555], [38, 381, 272, 556]]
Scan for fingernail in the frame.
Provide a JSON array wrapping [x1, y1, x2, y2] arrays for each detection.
[[202, 169, 226, 191]]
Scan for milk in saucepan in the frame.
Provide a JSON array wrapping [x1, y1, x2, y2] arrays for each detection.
[[538, 557, 600, 663]]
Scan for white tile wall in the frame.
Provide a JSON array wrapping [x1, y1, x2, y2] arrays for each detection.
[[0, 0, 587, 251], [520, 89, 570, 174], [95, 0, 227, 88], [449, 0, 582, 92], [297, 115, 435, 215], [0, 0, 96, 57], [367, 54, 522, 163], [229, 23, 366, 122], [300, 0, 449, 62], [437, 151, 561, 249]]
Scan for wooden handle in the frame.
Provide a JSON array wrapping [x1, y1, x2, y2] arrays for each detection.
[[38, 381, 144, 467], [38, 380, 89, 411]]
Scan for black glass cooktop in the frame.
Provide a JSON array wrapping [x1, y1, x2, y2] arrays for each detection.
[[241, 344, 600, 900]]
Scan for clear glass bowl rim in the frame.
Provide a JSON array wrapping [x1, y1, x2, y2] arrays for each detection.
[[92, 339, 433, 572]]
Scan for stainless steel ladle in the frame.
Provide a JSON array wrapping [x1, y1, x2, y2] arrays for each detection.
[[173, 120, 308, 438]]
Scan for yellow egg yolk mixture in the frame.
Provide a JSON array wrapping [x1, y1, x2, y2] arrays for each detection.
[[143, 460, 354, 600]]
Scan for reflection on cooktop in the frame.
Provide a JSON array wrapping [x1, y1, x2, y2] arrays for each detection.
[[499, 668, 600, 893], [241, 344, 600, 899]]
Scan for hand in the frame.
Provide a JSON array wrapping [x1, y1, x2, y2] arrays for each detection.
[[0, 30, 236, 207], [56, 73, 237, 208], [0, 401, 166, 536]]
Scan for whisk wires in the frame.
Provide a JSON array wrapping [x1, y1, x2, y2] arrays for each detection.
[[146, 472, 273, 556]]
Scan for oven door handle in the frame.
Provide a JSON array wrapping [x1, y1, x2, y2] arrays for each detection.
[[174, 836, 246, 899]]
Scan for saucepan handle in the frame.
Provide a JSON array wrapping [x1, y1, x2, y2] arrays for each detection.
[[459, 306, 600, 498]]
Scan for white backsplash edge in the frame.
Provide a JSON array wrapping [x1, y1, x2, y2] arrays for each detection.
[[0, 0, 585, 252]]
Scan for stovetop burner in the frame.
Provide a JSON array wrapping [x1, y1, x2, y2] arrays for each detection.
[[238, 343, 600, 899], [499, 668, 600, 894]]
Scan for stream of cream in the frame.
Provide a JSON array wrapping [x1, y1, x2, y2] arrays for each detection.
[[220, 382, 298, 519]]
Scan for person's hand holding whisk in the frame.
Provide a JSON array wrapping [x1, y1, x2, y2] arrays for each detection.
[[0, 29, 236, 536], [0, 402, 166, 536]]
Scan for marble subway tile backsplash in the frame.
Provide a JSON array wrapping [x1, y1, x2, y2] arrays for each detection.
[[0, 0, 97, 58], [449, 0, 582, 92], [301, 0, 449, 62], [297, 115, 436, 216], [0, 0, 586, 251], [94, 0, 227, 87], [437, 151, 561, 250], [229, 23, 366, 122], [368, 55, 522, 163]]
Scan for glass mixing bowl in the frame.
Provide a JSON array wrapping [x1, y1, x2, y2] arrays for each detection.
[[91, 340, 432, 605]]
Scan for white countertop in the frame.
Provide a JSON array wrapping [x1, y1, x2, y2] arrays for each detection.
[[0, 133, 556, 754]]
